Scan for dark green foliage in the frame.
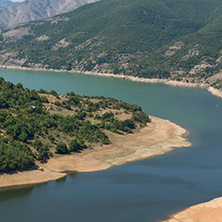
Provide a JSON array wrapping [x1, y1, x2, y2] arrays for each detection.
[[40, 96, 49, 103], [101, 112, 114, 121], [0, 142, 34, 171], [74, 121, 110, 144], [5, 119, 33, 142], [87, 102, 100, 112], [74, 110, 86, 120], [0, 78, 42, 111], [56, 142, 68, 154], [1, 0, 222, 87], [38, 89, 49, 94], [47, 134, 55, 143], [68, 139, 82, 152], [32, 140, 49, 160], [132, 111, 150, 125], [67, 95, 80, 106], [211, 80, 222, 89], [33, 140, 49, 160], [32, 140, 43, 150], [0, 78, 149, 172], [0, 110, 8, 123], [105, 119, 135, 133], [0, 98, 9, 108], [50, 90, 59, 98], [36, 145, 49, 161], [60, 115, 80, 133]]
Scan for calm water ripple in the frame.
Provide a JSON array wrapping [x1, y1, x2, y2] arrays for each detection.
[[0, 69, 222, 222]]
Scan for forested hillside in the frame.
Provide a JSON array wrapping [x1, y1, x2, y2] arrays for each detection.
[[0, 0, 222, 88], [0, 78, 150, 172]]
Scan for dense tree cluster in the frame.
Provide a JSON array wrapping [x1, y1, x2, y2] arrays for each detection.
[[0, 78, 150, 172], [0, 142, 34, 171]]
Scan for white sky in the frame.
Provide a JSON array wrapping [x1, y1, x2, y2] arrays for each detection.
[[11, 0, 24, 2]]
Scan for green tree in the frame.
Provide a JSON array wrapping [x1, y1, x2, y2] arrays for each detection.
[[0, 98, 9, 109], [68, 139, 81, 152], [47, 134, 55, 143], [33, 140, 43, 150], [56, 142, 68, 154]]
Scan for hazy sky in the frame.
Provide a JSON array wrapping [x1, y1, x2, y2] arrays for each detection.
[[11, 0, 24, 2]]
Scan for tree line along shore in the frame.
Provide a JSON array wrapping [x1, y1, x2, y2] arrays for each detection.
[[0, 77, 191, 189], [1, 65, 222, 99], [0, 77, 150, 173]]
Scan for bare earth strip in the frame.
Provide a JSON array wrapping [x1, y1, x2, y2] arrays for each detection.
[[2, 65, 222, 99], [0, 116, 191, 189], [0, 65, 217, 96], [0, 168, 66, 190], [163, 196, 222, 222], [207, 86, 222, 99]]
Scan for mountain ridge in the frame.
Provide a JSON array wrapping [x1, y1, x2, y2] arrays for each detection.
[[0, 0, 222, 90], [0, 0, 99, 28], [0, 0, 17, 8]]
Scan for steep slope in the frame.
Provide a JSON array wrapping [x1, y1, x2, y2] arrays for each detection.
[[0, 0, 222, 89], [0, 0, 99, 28], [141, 5, 222, 85], [0, 0, 17, 8]]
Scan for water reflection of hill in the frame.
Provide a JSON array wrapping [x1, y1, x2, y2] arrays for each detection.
[[0, 186, 34, 202]]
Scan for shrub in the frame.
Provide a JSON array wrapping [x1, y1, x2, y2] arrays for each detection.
[[68, 139, 81, 152], [56, 142, 68, 154]]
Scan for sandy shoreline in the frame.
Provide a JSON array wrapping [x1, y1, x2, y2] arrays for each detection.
[[0, 168, 66, 190], [0, 64, 207, 87], [1, 65, 221, 218], [207, 86, 222, 99], [1, 65, 221, 99], [0, 116, 191, 189], [163, 196, 222, 222]]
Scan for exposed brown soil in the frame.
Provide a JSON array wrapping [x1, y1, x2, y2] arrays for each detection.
[[163, 197, 222, 222], [0, 116, 191, 189]]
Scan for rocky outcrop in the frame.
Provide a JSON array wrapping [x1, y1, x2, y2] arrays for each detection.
[[0, 0, 99, 28], [207, 86, 222, 98]]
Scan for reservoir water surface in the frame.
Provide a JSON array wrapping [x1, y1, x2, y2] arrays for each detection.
[[0, 69, 222, 222]]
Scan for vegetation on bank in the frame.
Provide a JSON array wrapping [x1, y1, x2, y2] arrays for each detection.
[[0, 0, 222, 88], [0, 78, 150, 172]]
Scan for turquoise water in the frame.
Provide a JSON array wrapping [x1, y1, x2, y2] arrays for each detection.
[[0, 68, 222, 222]]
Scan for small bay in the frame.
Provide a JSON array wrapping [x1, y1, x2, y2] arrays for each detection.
[[0, 68, 222, 222]]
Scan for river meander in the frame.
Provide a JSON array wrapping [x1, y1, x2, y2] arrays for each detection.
[[0, 69, 222, 222]]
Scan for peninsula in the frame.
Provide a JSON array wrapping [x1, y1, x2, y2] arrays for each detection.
[[0, 78, 191, 189], [163, 197, 222, 222]]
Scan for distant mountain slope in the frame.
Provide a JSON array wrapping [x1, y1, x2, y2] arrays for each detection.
[[0, 0, 222, 89], [0, 0, 99, 28], [0, 0, 17, 8]]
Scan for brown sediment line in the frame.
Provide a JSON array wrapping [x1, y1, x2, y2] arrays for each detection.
[[0, 168, 66, 190], [0, 64, 208, 87], [162, 196, 222, 222], [0, 116, 191, 189], [1, 65, 218, 98], [43, 116, 191, 173]]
